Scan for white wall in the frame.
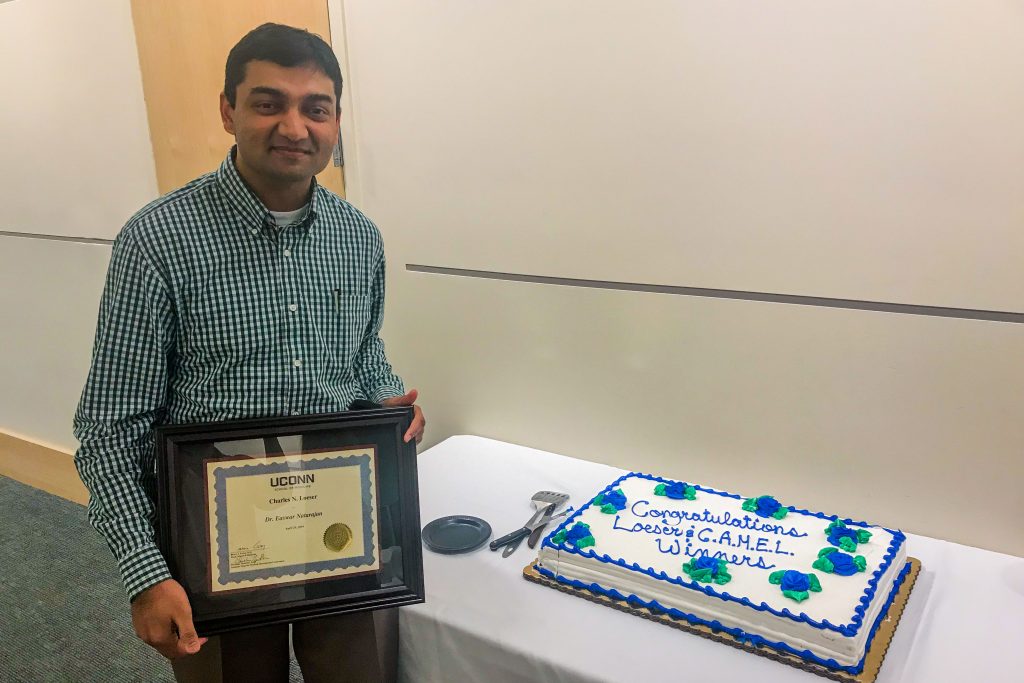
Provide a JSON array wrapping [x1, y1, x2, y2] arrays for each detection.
[[0, 0, 157, 449], [343, 0, 1024, 312], [0, 239, 111, 451], [383, 271, 1024, 555], [339, 1, 1024, 556], [0, 0, 158, 239]]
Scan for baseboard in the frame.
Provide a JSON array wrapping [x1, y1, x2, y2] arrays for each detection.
[[0, 431, 88, 505], [0, 427, 74, 455]]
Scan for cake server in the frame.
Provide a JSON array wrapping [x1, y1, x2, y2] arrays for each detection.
[[489, 491, 568, 552], [527, 503, 558, 549], [490, 508, 572, 555]]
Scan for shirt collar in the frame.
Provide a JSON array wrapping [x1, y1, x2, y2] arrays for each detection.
[[215, 146, 321, 235]]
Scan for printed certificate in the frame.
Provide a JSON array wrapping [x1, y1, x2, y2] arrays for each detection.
[[205, 447, 380, 592], [156, 408, 423, 634]]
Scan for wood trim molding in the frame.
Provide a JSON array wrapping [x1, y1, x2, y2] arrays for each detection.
[[0, 431, 88, 505]]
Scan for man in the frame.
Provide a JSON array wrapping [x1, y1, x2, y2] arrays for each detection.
[[73, 23, 423, 682]]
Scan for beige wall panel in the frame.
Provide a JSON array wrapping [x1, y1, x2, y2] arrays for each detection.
[[0, 238, 111, 452], [130, 0, 345, 196], [345, 0, 1024, 311], [384, 269, 1024, 556], [0, 0, 158, 239]]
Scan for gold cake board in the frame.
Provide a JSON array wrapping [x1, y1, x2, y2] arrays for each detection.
[[524, 557, 920, 683]]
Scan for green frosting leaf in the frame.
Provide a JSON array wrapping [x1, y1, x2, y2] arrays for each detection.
[[818, 547, 838, 558], [768, 570, 785, 585], [772, 507, 789, 520], [599, 503, 617, 514], [688, 567, 713, 582], [782, 589, 810, 603], [682, 558, 733, 585], [812, 556, 834, 574], [741, 498, 758, 513], [808, 573, 822, 592], [594, 493, 605, 505], [857, 529, 873, 544], [839, 537, 857, 553], [552, 530, 567, 544], [576, 535, 596, 549], [854, 555, 867, 572], [684, 485, 697, 501], [654, 483, 667, 496]]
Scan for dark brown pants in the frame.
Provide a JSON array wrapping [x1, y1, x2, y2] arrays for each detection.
[[171, 609, 397, 683]]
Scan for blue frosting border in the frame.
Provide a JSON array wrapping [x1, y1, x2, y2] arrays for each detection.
[[534, 558, 912, 674], [540, 472, 907, 637], [212, 453, 377, 586]]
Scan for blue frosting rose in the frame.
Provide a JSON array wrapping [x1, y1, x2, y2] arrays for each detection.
[[755, 496, 782, 517], [601, 488, 627, 510], [565, 523, 592, 545], [829, 552, 858, 576], [770, 569, 821, 601], [692, 555, 721, 576], [828, 525, 859, 546], [683, 555, 733, 585], [780, 570, 811, 593], [663, 481, 688, 499], [742, 495, 787, 519]]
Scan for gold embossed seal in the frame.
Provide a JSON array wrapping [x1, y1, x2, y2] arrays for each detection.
[[323, 523, 353, 552]]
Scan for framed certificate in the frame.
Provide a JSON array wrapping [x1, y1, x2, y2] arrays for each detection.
[[155, 407, 424, 635]]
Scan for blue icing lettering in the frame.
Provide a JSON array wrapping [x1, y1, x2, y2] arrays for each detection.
[[629, 499, 685, 527], [613, 497, 806, 571], [685, 548, 776, 571], [612, 515, 685, 537], [624, 502, 807, 538], [656, 538, 681, 555]]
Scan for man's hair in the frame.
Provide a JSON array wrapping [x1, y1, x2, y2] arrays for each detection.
[[224, 23, 343, 109]]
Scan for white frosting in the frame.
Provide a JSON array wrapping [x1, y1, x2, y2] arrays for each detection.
[[536, 474, 908, 670]]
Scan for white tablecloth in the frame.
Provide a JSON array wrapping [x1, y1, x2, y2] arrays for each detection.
[[398, 436, 1023, 683]]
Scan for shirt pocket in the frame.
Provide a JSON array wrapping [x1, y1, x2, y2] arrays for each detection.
[[320, 290, 373, 363]]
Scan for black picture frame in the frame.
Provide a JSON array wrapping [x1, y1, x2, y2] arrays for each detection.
[[155, 407, 424, 636]]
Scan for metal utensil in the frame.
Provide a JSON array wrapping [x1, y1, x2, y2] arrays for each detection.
[[502, 529, 530, 558], [490, 490, 568, 553], [527, 503, 558, 549], [492, 509, 572, 555]]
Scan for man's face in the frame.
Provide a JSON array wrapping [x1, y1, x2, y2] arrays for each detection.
[[220, 60, 339, 188]]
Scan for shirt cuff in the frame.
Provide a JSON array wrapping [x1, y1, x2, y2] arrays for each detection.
[[118, 544, 173, 603], [369, 383, 406, 404]]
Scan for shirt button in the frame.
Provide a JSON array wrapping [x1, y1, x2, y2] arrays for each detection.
[[283, 249, 292, 257], [288, 304, 298, 312], [293, 359, 303, 368]]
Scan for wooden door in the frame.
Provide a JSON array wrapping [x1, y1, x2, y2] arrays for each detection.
[[130, 0, 345, 197]]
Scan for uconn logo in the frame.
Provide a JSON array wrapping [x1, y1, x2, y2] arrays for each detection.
[[269, 474, 315, 487]]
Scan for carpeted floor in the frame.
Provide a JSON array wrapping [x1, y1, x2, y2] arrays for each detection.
[[0, 475, 302, 682]]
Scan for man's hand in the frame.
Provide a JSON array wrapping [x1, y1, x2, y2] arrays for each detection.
[[130, 579, 208, 659], [381, 389, 426, 443]]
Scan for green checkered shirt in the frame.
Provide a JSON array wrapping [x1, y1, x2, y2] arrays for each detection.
[[73, 149, 405, 601]]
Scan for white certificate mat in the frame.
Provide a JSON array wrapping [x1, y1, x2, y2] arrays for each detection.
[[205, 447, 380, 593]]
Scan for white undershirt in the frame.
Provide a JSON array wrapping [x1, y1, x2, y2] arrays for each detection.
[[269, 204, 309, 229]]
